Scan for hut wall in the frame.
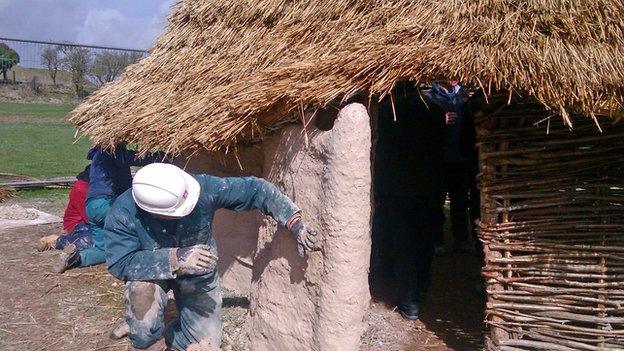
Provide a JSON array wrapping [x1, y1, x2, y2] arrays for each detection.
[[182, 146, 265, 295], [184, 103, 372, 350], [477, 100, 624, 350], [248, 103, 372, 351]]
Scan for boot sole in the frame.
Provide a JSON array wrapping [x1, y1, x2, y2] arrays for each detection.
[[399, 309, 420, 320], [52, 244, 78, 273], [109, 321, 130, 340]]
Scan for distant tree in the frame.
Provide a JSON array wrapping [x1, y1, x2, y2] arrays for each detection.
[[90, 51, 143, 86], [29, 76, 41, 93], [0, 43, 20, 82], [41, 47, 61, 86], [59, 45, 91, 97]]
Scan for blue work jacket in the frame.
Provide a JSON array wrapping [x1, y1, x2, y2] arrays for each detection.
[[86, 146, 165, 202], [103, 174, 300, 281]]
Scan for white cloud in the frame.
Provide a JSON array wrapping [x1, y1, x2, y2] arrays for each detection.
[[0, 1, 172, 50], [138, 0, 175, 49], [76, 8, 134, 48]]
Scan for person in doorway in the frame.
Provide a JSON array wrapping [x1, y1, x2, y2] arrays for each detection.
[[377, 83, 446, 320], [426, 79, 477, 254], [37, 166, 95, 254], [104, 163, 318, 350], [54, 144, 167, 273]]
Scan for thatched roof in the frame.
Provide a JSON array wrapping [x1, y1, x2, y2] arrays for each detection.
[[70, 0, 624, 154]]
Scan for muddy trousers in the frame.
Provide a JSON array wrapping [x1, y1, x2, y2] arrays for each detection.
[[79, 198, 113, 267], [124, 272, 222, 350]]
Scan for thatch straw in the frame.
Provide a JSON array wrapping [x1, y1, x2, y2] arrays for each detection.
[[70, 0, 624, 154], [0, 186, 16, 202]]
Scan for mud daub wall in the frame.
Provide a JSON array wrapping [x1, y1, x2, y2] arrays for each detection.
[[184, 103, 372, 351], [476, 99, 624, 350], [248, 103, 371, 351], [183, 146, 265, 294]]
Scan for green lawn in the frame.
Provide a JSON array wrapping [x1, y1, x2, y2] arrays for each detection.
[[17, 188, 70, 199], [0, 102, 75, 120], [0, 102, 91, 178]]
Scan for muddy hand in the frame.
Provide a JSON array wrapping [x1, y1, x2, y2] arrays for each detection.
[[290, 220, 318, 257], [176, 244, 218, 275]]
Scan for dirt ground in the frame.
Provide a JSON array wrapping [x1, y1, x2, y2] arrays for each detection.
[[362, 251, 485, 351], [0, 196, 484, 351]]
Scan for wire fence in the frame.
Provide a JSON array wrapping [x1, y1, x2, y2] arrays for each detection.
[[0, 37, 148, 87], [0, 37, 147, 69]]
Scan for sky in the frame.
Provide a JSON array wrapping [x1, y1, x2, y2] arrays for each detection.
[[0, 0, 176, 50]]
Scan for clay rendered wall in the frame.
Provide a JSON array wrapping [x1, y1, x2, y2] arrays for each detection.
[[181, 146, 265, 295], [248, 103, 372, 351]]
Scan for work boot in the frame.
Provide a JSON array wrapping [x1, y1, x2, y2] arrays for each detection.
[[52, 244, 80, 273], [397, 298, 420, 320], [37, 234, 59, 251], [109, 321, 130, 340]]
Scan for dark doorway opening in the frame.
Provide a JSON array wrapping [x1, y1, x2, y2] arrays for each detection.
[[365, 82, 485, 350]]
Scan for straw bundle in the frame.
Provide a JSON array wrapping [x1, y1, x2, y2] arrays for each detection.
[[70, 0, 624, 154], [0, 186, 16, 203], [477, 98, 624, 350]]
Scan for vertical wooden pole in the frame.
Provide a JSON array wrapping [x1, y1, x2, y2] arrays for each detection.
[[477, 110, 509, 347]]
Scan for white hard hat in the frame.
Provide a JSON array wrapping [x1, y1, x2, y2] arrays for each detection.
[[132, 163, 200, 218]]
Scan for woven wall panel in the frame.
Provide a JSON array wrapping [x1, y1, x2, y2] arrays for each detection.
[[477, 101, 624, 350]]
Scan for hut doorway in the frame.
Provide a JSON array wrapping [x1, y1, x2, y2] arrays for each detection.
[[367, 83, 485, 349]]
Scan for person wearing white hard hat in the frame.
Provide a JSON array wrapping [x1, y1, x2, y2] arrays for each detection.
[[103, 163, 318, 350]]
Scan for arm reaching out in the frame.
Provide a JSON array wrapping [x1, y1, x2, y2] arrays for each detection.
[[200, 175, 319, 256], [200, 175, 300, 226]]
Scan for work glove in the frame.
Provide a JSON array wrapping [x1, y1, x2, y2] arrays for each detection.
[[175, 244, 218, 276], [290, 219, 318, 257]]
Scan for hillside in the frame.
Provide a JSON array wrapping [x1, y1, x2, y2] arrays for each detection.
[[7, 66, 74, 86]]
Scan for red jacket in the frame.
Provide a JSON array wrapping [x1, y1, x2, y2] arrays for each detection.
[[63, 179, 89, 233]]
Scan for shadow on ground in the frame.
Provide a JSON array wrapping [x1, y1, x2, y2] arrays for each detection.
[[364, 248, 485, 351]]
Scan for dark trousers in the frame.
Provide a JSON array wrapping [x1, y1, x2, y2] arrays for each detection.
[[385, 196, 442, 301], [437, 163, 472, 247]]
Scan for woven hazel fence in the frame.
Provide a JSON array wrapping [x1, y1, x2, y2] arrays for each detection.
[[476, 99, 624, 351]]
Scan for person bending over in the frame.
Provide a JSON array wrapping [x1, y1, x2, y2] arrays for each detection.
[[104, 163, 318, 350]]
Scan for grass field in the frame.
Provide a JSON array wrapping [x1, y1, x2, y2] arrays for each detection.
[[0, 101, 75, 119], [0, 101, 91, 179], [17, 187, 69, 199]]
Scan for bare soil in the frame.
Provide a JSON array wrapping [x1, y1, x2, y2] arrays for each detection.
[[362, 251, 485, 351], [0, 196, 484, 350], [0, 223, 125, 351]]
